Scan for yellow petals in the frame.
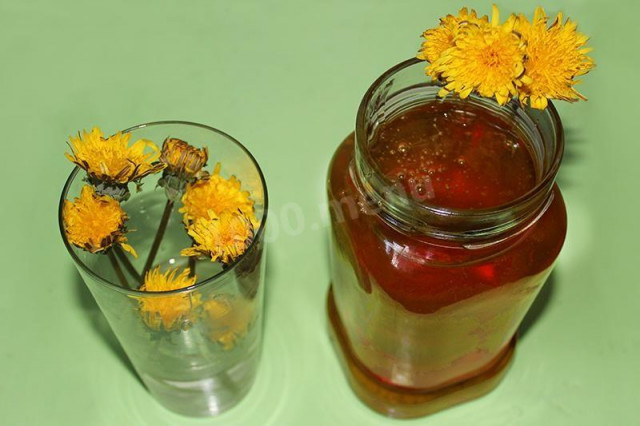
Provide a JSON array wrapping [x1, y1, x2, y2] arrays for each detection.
[[515, 8, 595, 109], [137, 266, 199, 331], [418, 7, 488, 64], [182, 210, 254, 264], [142, 266, 197, 292], [205, 296, 254, 350], [66, 127, 165, 185], [429, 7, 526, 106], [119, 243, 138, 258], [160, 137, 208, 180], [490, 4, 500, 27], [63, 185, 136, 257], [180, 163, 257, 226], [159, 138, 209, 201], [418, 5, 594, 109]]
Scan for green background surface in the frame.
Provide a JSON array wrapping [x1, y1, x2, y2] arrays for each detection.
[[0, 0, 637, 424]]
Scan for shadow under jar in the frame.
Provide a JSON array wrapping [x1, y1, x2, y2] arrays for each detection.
[[326, 59, 567, 418], [59, 122, 268, 417]]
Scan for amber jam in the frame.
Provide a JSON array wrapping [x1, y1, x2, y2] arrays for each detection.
[[369, 102, 536, 209], [326, 60, 566, 419]]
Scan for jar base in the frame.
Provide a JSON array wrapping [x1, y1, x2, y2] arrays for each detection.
[[326, 286, 516, 419]]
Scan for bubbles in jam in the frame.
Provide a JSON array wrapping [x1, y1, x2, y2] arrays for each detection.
[[369, 102, 537, 209]]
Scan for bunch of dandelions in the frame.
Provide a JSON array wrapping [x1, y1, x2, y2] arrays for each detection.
[[143, 138, 257, 278], [63, 128, 257, 345], [146, 151, 257, 344], [136, 151, 257, 344], [417, 5, 594, 109], [63, 128, 166, 288]]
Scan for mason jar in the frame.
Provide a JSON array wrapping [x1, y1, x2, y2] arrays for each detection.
[[326, 59, 567, 418]]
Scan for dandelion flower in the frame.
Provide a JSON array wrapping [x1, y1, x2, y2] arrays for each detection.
[[180, 163, 256, 226], [204, 296, 254, 350], [160, 137, 208, 178], [418, 7, 488, 64], [65, 127, 165, 196], [429, 5, 527, 105], [137, 266, 200, 331], [516, 7, 595, 109], [63, 185, 137, 257], [158, 137, 209, 201], [181, 210, 254, 264]]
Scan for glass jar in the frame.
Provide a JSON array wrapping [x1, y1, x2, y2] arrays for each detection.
[[326, 59, 567, 418], [59, 122, 268, 417]]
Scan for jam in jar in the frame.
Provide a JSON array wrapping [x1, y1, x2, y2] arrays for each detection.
[[326, 59, 566, 418]]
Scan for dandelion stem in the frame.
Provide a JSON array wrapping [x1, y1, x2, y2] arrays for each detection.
[[114, 246, 142, 284], [108, 251, 130, 289], [188, 256, 196, 277], [142, 199, 174, 280]]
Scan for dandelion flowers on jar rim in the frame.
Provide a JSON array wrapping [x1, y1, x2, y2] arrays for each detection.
[[63, 185, 137, 257], [137, 266, 200, 331], [418, 4, 594, 109], [417, 7, 488, 64], [65, 127, 165, 186], [182, 210, 255, 264], [426, 5, 527, 106], [515, 7, 595, 109]]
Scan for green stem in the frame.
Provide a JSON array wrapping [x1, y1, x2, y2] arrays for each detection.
[[188, 256, 196, 277], [108, 251, 130, 289], [114, 245, 142, 284], [142, 199, 174, 280]]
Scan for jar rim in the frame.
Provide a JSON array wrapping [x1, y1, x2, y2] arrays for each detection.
[[58, 120, 268, 297], [354, 58, 564, 238]]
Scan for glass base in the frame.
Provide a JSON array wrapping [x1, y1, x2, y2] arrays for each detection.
[[141, 350, 259, 417], [327, 286, 515, 419]]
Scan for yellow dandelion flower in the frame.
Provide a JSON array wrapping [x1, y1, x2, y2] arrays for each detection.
[[65, 127, 165, 187], [204, 296, 254, 350], [160, 137, 208, 180], [418, 7, 488, 64], [516, 7, 594, 109], [159, 137, 209, 201], [63, 185, 137, 257], [181, 210, 254, 264], [429, 5, 527, 105], [180, 163, 257, 226], [137, 266, 200, 331]]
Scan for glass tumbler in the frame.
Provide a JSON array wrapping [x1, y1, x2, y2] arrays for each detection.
[[59, 121, 268, 417]]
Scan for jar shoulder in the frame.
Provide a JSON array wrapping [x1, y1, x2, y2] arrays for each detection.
[[327, 132, 567, 272]]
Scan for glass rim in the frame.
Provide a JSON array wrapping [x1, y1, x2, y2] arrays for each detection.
[[58, 120, 269, 297], [355, 57, 565, 220]]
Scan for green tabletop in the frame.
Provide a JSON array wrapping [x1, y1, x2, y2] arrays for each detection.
[[0, 0, 636, 424]]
